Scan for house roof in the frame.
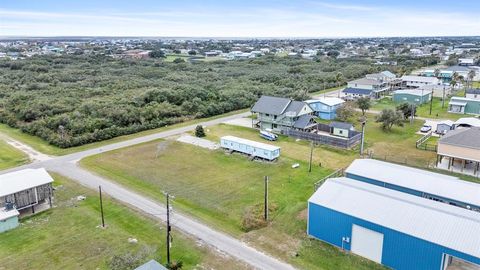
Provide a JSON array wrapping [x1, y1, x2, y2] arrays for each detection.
[[309, 177, 480, 258], [0, 168, 54, 198], [466, 88, 480, 95], [135, 260, 167, 270], [284, 100, 308, 116], [438, 120, 454, 126], [342, 88, 372, 95], [381, 70, 397, 78], [329, 121, 353, 130], [251, 96, 291, 115], [454, 117, 480, 127], [0, 208, 19, 221], [293, 114, 316, 129], [345, 159, 480, 208], [445, 65, 471, 72], [439, 127, 480, 150], [401, 75, 439, 84], [393, 89, 430, 96], [306, 97, 345, 107], [221, 136, 280, 152], [349, 78, 382, 86]]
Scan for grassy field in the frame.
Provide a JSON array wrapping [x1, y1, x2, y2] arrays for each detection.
[[0, 173, 247, 270], [0, 109, 248, 156], [0, 139, 29, 170], [81, 137, 385, 270], [473, 81, 480, 88], [371, 97, 465, 120]]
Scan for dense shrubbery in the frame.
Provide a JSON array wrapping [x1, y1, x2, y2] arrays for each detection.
[[0, 55, 429, 147]]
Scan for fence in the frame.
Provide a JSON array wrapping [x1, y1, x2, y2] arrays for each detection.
[[314, 168, 344, 191], [284, 129, 362, 149], [415, 131, 437, 152]]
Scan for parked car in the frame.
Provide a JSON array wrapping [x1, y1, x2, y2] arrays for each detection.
[[420, 125, 432, 133]]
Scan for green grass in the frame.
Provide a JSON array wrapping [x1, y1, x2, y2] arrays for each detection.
[[81, 130, 385, 270], [473, 81, 480, 88], [0, 139, 29, 170], [310, 85, 345, 96], [0, 109, 248, 156], [371, 97, 465, 120], [0, 173, 244, 270]]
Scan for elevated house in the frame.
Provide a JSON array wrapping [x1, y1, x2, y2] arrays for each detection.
[[345, 78, 389, 98], [392, 89, 432, 105], [305, 97, 344, 120], [0, 168, 54, 233], [251, 96, 315, 133], [343, 71, 399, 99], [308, 159, 480, 270], [401, 75, 440, 88], [342, 88, 374, 99], [437, 127, 480, 176]]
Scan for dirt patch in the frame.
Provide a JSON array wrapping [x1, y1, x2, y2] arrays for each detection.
[[296, 208, 308, 221], [242, 228, 301, 258]]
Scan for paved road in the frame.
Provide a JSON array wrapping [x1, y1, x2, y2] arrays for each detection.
[[0, 111, 296, 270]]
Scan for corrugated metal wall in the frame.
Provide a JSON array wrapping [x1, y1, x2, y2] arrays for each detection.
[[308, 203, 480, 270]]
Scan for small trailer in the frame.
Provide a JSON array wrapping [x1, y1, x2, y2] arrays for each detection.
[[220, 135, 280, 161]]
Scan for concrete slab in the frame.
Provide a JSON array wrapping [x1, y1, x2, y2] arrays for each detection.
[[223, 117, 253, 129], [176, 134, 219, 150]]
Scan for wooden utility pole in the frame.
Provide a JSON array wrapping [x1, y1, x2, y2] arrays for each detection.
[[164, 192, 174, 265], [442, 85, 446, 108], [309, 141, 314, 173], [429, 90, 433, 115], [264, 176, 269, 221], [360, 120, 366, 156], [99, 186, 105, 228]]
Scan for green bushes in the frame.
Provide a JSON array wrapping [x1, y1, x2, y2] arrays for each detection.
[[0, 54, 427, 148]]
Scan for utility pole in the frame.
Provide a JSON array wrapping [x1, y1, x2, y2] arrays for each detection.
[[164, 192, 174, 265], [99, 186, 105, 228], [360, 119, 366, 156], [429, 90, 433, 115], [309, 141, 314, 173], [264, 176, 269, 221], [442, 85, 446, 108]]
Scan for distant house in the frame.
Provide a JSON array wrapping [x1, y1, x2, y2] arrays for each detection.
[[466, 89, 480, 100], [459, 58, 475, 66], [0, 168, 54, 233], [135, 260, 167, 270], [448, 97, 480, 115], [220, 135, 280, 161], [437, 127, 480, 175], [342, 88, 373, 99], [392, 89, 431, 105], [305, 97, 345, 120], [346, 78, 388, 98], [328, 122, 354, 138], [401, 75, 440, 88], [251, 96, 315, 133]]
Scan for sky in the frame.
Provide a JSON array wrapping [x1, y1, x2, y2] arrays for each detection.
[[1, 0, 480, 37]]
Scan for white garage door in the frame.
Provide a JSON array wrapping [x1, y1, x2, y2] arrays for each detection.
[[351, 224, 384, 263]]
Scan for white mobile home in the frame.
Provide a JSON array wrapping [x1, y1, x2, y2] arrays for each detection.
[[220, 136, 280, 161]]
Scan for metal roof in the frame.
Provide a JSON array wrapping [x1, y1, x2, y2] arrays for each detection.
[[293, 114, 316, 129], [466, 88, 480, 95], [381, 70, 397, 78], [401, 75, 439, 84], [345, 159, 480, 208], [448, 101, 467, 106], [135, 260, 167, 270], [342, 88, 373, 95], [306, 97, 344, 107], [454, 117, 480, 127], [393, 89, 431, 96], [251, 96, 291, 115], [221, 136, 280, 151], [439, 127, 480, 150], [309, 177, 480, 258], [0, 168, 54, 198], [284, 100, 309, 116], [349, 78, 382, 86], [329, 121, 353, 130]]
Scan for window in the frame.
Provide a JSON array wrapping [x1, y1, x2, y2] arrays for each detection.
[[274, 115, 277, 119], [266, 114, 270, 117], [339, 130, 343, 134], [273, 124, 277, 128]]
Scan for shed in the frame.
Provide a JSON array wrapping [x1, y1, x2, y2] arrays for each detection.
[[220, 136, 280, 161], [436, 120, 454, 134], [329, 122, 354, 138], [0, 207, 19, 233], [393, 89, 431, 105], [135, 260, 167, 270], [308, 177, 480, 270], [0, 168, 54, 214]]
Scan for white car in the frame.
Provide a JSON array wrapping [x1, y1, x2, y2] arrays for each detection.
[[420, 125, 432, 133]]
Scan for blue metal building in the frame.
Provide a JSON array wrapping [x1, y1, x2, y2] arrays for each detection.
[[220, 135, 280, 160], [305, 98, 345, 120], [308, 159, 480, 270]]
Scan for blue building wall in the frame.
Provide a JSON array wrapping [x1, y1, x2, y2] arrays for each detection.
[[307, 101, 341, 120], [220, 138, 280, 160], [308, 203, 480, 270], [345, 173, 480, 210], [0, 216, 19, 233]]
